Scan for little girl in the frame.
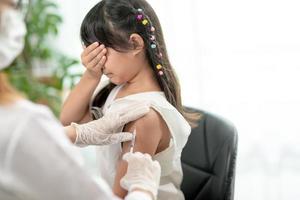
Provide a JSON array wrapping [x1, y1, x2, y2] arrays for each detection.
[[61, 0, 200, 199]]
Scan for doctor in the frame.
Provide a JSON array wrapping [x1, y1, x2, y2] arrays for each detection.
[[0, 0, 160, 200]]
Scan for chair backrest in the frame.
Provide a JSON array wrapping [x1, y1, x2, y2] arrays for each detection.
[[181, 108, 238, 200]]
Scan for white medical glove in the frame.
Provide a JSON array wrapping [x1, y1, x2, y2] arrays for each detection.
[[71, 101, 150, 146], [121, 152, 161, 200]]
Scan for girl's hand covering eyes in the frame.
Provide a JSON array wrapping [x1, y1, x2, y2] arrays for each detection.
[[81, 42, 107, 79]]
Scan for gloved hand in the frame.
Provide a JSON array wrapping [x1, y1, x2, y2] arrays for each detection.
[[121, 152, 161, 200], [71, 101, 150, 146]]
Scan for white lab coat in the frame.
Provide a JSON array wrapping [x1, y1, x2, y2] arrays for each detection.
[[0, 99, 151, 200]]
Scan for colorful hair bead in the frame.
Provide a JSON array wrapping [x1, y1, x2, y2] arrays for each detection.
[[150, 35, 155, 41], [151, 44, 157, 49], [137, 8, 143, 12], [151, 26, 155, 32], [137, 14, 143, 20], [158, 52, 163, 58], [156, 64, 162, 70], [142, 19, 148, 25], [158, 71, 164, 76]]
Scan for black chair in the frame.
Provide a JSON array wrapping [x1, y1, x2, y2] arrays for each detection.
[[181, 108, 238, 200]]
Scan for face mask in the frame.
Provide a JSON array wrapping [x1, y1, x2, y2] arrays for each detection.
[[0, 8, 27, 71]]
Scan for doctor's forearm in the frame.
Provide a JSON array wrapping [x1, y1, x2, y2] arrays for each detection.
[[64, 125, 77, 143]]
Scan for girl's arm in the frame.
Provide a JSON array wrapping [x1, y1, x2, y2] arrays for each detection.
[[60, 71, 100, 126], [113, 109, 171, 199], [60, 42, 107, 126]]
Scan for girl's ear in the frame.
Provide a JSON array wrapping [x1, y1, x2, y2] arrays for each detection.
[[129, 33, 144, 55]]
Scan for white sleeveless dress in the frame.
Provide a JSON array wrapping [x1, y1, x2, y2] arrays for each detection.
[[90, 81, 191, 200]]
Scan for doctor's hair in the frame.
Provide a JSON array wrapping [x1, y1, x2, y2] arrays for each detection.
[[1, 0, 22, 9], [80, 0, 201, 127], [0, 73, 22, 104]]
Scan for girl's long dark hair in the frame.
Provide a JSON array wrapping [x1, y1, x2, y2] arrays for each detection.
[[80, 0, 201, 127]]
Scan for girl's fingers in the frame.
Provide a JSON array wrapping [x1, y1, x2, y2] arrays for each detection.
[[94, 56, 106, 71], [85, 45, 105, 63], [97, 48, 107, 60], [86, 54, 102, 69], [96, 56, 107, 68], [99, 56, 106, 66], [86, 42, 100, 55], [82, 42, 99, 57], [86, 49, 107, 69]]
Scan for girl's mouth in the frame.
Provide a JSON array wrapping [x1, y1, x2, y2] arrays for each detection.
[[105, 73, 113, 78]]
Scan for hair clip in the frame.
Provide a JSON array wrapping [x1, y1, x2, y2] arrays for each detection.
[[142, 19, 148, 25], [156, 64, 162, 70], [151, 44, 157, 49], [137, 14, 143, 20], [158, 71, 164, 76]]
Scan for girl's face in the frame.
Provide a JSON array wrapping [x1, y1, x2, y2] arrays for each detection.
[[103, 47, 141, 85]]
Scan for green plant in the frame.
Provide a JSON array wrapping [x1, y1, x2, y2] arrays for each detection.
[[5, 0, 80, 116]]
